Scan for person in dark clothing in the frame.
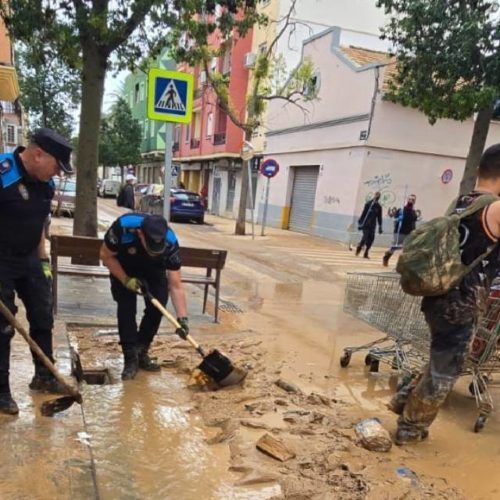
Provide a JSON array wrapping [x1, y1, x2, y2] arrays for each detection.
[[117, 174, 136, 210], [0, 128, 74, 415], [382, 194, 418, 266], [100, 213, 189, 380], [356, 192, 383, 259], [389, 144, 500, 444]]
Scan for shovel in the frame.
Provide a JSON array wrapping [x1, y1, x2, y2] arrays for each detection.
[[141, 287, 247, 387], [0, 299, 82, 416]]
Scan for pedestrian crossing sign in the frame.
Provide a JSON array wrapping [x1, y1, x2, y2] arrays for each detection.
[[147, 68, 194, 123]]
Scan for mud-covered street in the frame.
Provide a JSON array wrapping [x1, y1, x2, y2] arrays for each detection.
[[1, 199, 499, 499]]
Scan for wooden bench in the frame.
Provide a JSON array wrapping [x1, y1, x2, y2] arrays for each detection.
[[50, 234, 228, 322]]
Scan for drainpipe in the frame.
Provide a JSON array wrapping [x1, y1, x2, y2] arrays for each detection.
[[365, 65, 381, 141]]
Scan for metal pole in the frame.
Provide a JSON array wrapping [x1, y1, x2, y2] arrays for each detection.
[[247, 161, 255, 240], [261, 177, 270, 236], [163, 122, 174, 221]]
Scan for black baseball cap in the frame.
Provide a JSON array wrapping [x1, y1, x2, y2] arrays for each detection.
[[141, 215, 168, 255], [32, 128, 74, 174]]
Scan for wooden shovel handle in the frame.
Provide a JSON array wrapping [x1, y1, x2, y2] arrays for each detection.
[[149, 297, 201, 351], [0, 299, 80, 399]]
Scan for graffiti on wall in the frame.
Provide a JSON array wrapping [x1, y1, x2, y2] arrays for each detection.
[[363, 173, 396, 207], [323, 195, 341, 205]]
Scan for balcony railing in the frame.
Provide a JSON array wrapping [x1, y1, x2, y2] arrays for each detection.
[[213, 132, 226, 145], [172, 142, 179, 152], [190, 138, 200, 149]]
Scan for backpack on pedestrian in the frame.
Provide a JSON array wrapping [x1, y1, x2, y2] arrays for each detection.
[[396, 194, 499, 296]]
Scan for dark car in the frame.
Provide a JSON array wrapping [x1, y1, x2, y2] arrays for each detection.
[[170, 189, 204, 224]]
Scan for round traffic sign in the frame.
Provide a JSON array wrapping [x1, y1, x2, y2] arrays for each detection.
[[441, 169, 453, 184], [260, 158, 280, 178]]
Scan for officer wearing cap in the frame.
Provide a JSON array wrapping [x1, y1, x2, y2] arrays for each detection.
[[0, 127, 73, 415], [100, 213, 189, 380]]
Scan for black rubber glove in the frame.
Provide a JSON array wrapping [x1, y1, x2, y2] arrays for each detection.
[[176, 317, 189, 340]]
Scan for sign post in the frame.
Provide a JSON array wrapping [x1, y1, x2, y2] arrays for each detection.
[[242, 141, 255, 240], [147, 68, 193, 221], [259, 158, 280, 236]]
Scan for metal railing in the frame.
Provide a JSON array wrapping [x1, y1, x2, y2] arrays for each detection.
[[190, 138, 200, 149], [213, 132, 226, 145]]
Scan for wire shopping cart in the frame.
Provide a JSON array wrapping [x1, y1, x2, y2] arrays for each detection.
[[341, 272, 430, 373], [342, 272, 500, 432]]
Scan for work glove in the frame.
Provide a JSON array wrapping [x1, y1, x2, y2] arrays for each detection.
[[40, 258, 52, 280], [176, 317, 189, 340], [122, 276, 142, 294]]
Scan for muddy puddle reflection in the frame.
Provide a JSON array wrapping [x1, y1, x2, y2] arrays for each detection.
[[80, 357, 279, 499]]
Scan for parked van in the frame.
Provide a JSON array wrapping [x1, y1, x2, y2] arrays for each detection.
[[98, 179, 121, 198]]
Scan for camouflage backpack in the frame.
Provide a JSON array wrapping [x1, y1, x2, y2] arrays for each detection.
[[396, 194, 499, 296]]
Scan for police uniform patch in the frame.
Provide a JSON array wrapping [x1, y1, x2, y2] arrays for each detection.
[[108, 228, 118, 245], [18, 183, 29, 200], [0, 158, 12, 174], [128, 247, 137, 255]]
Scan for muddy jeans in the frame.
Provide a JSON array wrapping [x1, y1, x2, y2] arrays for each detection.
[[396, 304, 474, 434]]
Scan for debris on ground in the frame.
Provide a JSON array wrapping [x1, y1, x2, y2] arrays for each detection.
[[355, 417, 393, 453], [256, 433, 296, 462]]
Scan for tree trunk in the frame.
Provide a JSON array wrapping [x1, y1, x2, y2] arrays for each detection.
[[459, 105, 494, 195], [235, 129, 253, 235], [73, 44, 107, 237]]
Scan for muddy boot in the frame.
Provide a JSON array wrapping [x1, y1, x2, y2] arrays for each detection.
[[355, 246, 362, 256], [138, 344, 160, 372], [29, 365, 67, 394], [382, 252, 391, 267], [0, 329, 18, 414], [121, 347, 139, 380], [363, 250, 370, 259], [394, 426, 429, 445]]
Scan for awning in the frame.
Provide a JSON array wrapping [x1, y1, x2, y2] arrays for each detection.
[[0, 65, 19, 101]]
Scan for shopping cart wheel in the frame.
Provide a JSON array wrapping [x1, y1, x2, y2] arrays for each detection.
[[474, 415, 488, 433], [364, 354, 373, 366], [468, 377, 490, 396], [340, 351, 352, 368], [369, 359, 380, 373]]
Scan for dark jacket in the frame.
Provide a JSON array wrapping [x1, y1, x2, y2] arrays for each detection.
[[393, 204, 417, 235], [359, 199, 382, 230], [119, 183, 135, 210]]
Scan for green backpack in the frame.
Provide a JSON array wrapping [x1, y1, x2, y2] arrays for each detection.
[[396, 194, 499, 296]]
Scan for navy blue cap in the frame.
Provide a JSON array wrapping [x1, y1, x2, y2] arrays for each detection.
[[32, 128, 73, 174], [141, 215, 168, 254]]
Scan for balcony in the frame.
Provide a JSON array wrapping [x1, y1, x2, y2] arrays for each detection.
[[190, 138, 200, 149], [213, 132, 226, 145], [172, 142, 179, 152]]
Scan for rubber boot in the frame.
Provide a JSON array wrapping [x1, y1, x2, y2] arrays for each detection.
[[121, 347, 139, 380], [138, 344, 161, 372], [355, 246, 362, 256], [29, 364, 67, 394], [363, 250, 370, 259], [0, 326, 18, 415], [383, 252, 391, 267]]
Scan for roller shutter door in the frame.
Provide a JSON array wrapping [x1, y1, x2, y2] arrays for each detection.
[[289, 166, 319, 233]]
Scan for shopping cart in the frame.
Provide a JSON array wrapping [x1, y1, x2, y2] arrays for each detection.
[[342, 271, 500, 432], [341, 272, 429, 373]]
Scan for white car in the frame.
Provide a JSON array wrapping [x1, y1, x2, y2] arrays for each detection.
[[98, 179, 121, 198]]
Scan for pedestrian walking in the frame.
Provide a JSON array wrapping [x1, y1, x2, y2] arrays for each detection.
[[0, 128, 73, 415], [100, 213, 189, 380], [355, 192, 383, 259], [390, 144, 500, 444], [382, 194, 418, 267], [117, 174, 136, 210]]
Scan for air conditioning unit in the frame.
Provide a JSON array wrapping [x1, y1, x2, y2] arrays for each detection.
[[199, 71, 207, 85], [210, 57, 218, 71], [244, 52, 256, 69]]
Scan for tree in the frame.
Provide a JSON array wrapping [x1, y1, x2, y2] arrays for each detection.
[[171, 0, 318, 234], [16, 42, 81, 137], [1, 1, 262, 237], [377, 0, 500, 194], [99, 97, 142, 179]]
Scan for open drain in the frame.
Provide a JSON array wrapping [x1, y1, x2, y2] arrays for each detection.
[[82, 369, 111, 385]]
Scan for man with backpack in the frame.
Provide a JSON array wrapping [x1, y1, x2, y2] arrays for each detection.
[[117, 174, 136, 210], [355, 192, 383, 259], [391, 144, 500, 444], [382, 194, 418, 267]]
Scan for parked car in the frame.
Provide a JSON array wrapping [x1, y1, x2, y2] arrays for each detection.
[[139, 184, 164, 213], [51, 177, 76, 217], [98, 179, 121, 198], [170, 189, 205, 223]]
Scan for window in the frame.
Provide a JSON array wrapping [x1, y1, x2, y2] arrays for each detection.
[[220, 43, 231, 74], [6, 125, 15, 144], [1, 101, 14, 114], [185, 124, 191, 143], [206, 112, 214, 137], [140, 81, 145, 101], [143, 120, 148, 140], [134, 83, 140, 103]]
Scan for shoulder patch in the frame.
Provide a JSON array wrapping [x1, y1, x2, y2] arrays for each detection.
[[0, 154, 21, 188], [0, 158, 12, 174], [166, 228, 178, 245]]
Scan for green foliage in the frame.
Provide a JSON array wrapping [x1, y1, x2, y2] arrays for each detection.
[[377, 0, 500, 123], [99, 98, 142, 167], [15, 42, 80, 137]]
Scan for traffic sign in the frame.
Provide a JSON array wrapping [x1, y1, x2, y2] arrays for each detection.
[[147, 68, 194, 123], [260, 158, 280, 178]]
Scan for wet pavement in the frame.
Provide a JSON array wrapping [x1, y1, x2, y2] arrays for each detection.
[[1, 202, 499, 499]]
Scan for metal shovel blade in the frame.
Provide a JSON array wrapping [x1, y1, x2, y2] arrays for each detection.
[[197, 349, 247, 386]]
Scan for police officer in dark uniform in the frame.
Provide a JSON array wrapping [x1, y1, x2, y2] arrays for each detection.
[[100, 213, 189, 380], [0, 128, 73, 415]]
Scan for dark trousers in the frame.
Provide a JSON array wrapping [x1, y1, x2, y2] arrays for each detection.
[[396, 306, 474, 434], [358, 226, 376, 253], [110, 273, 169, 350], [0, 254, 54, 393]]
